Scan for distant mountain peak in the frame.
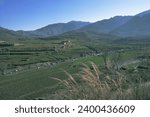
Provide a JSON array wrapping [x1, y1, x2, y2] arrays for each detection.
[[136, 9, 150, 17], [68, 20, 90, 23], [68, 20, 82, 23]]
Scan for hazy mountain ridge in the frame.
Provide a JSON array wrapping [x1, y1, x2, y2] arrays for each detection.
[[78, 9, 150, 37], [17, 21, 91, 38], [0, 27, 26, 40], [136, 10, 150, 17], [111, 12, 150, 36], [80, 16, 132, 33], [0, 21, 91, 40], [1, 9, 150, 40]]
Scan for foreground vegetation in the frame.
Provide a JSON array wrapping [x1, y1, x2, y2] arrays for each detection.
[[0, 35, 150, 99], [45, 57, 150, 100]]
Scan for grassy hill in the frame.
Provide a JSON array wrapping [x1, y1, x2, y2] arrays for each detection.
[[0, 27, 25, 41]]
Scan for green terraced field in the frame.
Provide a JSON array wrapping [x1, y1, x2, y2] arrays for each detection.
[[0, 36, 150, 99]]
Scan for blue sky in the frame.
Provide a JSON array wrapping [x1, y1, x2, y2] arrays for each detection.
[[0, 0, 150, 30]]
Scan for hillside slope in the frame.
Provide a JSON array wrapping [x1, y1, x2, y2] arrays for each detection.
[[112, 13, 150, 36], [80, 16, 132, 34]]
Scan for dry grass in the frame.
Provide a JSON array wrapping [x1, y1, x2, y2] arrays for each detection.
[[50, 62, 150, 100], [51, 62, 124, 99]]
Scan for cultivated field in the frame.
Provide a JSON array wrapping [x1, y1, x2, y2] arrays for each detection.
[[0, 36, 150, 99]]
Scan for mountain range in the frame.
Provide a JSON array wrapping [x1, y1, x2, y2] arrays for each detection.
[[0, 27, 25, 40], [1, 9, 150, 40], [111, 11, 150, 36], [17, 21, 90, 37]]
